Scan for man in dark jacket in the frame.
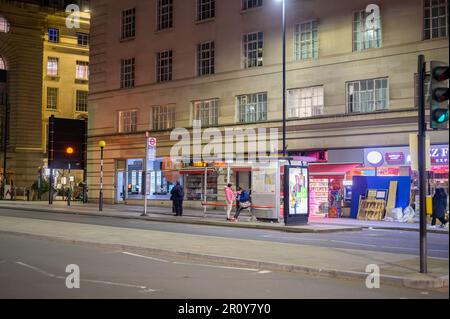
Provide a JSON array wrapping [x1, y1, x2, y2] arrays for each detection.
[[170, 181, 184, 216], [432, 188, 448, 228]]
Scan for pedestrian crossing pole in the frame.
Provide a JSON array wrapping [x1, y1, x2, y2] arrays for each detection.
[[417, 54, 427, 273]]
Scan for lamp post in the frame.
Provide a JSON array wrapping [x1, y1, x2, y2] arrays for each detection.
[[99, 140, 106, 211], [277, 0, 287, 157], [65, 147, 74, 206]]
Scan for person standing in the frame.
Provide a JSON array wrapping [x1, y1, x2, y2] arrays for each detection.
[[224, 183, 235, 221], [431, 188, 448, 228], [171, 181, 184, 216]]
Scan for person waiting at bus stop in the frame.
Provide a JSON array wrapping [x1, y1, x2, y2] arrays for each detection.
[[431, 188, 448, 228], [233, 187, 251, 222], [170, 181, 184, 217]]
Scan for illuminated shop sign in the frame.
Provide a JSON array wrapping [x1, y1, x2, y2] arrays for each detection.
[[385, 152, 405, 165], [365, 145, 448, 167]]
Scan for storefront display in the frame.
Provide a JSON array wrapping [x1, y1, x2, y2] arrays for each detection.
[[310, 179, 328, 215], [183, 169, 218, 201]]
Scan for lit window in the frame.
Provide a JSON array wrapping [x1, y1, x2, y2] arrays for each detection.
[[76, 61, 89, 79], [118, 110, 137, 133], [193, 99, 218, 127], [243, 32, 263, 68], [237, 92, 267, 123], [47, 57, 59, 76], [288, 86, 324, 118], [48, 28, 59, 43], [152, 105, 176, 130], [0, 56, 6, 70], [0, 16, 10, 33], [353, 9, 382, 51], [347, 78, 389, 113], [424, 0, 449, 39]]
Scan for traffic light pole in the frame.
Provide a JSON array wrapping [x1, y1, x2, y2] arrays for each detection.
[[417, 54, 427, 274]]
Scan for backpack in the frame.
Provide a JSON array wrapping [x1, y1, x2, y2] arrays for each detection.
[[239, 190, 249, 202]]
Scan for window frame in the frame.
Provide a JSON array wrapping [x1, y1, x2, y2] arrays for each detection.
[[157, 0, 174, 31], [242, 31, 264, 68], [294, 20, 319, 60], [156, 50, 173, 83], [75, 90, 88, 113], [121, 8, 136, 40], [48, 28, 60, 43], [352, 9, 382, 51], [120, 57, 135, 89], [346, 77, 389, 114], [193, 98, 219, 127], [236, 92, 268, 123], [287, 85, 325, 119], [46, 87, 59, 110], [118, 110, 138, 133], [76, 61, 89, 80], [242, 0, 263, 11], [197, 0, 216, 21], [197, 41, 215, 76], [0, 16, 10, 33], [47, 57, 59, 76], [77, 32, 89, 47], [423, 0, 449, 40], [151, 104, 176, 131]]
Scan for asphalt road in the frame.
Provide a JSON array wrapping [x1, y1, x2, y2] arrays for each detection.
[[0, 208, 448, 259], [0, 233, 448, 299]]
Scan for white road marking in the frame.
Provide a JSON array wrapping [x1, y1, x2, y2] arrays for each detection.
[[15, 261, 156, 292], [122, 252, 169, 263], [257, 270, 272, 274], [16, 262, 56, 278], [172, 261, 259, 272], [420, 292, 429, 295], [330, 240, 377, 247], [261, 234, 273, 238]]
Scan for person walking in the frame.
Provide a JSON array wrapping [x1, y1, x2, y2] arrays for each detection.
[[233, 187, 251, 221], [171, 181, 184, 216], [431, 188, 448, 228], [224, 183, 235, 221]]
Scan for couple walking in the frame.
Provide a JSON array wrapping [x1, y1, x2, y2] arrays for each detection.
[[224, 183, 251, 221]]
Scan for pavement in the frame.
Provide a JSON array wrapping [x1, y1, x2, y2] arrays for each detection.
[[0, 203, 447, 290], [0, 200, 448, 234]]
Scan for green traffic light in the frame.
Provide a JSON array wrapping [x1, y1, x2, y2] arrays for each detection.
[[433, 109, 449, 123]]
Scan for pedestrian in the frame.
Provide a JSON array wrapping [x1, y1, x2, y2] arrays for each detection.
[[170, 181, 184, 216], [431, 188, 448, 228], [233, 187, 251, 222], [224, 183, 235, 221]]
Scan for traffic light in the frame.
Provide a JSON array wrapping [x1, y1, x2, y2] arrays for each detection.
[[430, 61, 449, 130], [65, 147, 75, 155]]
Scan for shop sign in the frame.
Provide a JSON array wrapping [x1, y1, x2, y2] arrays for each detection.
[[430, 146, 449, 165], [366, 151, 384, 167], [385, 152, 405, 165]]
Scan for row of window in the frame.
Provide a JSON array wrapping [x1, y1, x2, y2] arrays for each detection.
[[47, 57, 89, 80], [118, 1, 448, 88], [119, 0, 448, 42], [121, 0, 263, 38], [47, 28, 89, 46], [46, 88, 88, 112], [117, 77, 390, 133]]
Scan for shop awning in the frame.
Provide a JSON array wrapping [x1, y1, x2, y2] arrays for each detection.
[[179, 168, 215, 175], [309, 163, 362, 176]]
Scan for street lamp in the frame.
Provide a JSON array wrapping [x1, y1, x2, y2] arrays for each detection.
[[99, 140, 106, 211], [276, 0, 287, 157], [65, 147, 74, 206]]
